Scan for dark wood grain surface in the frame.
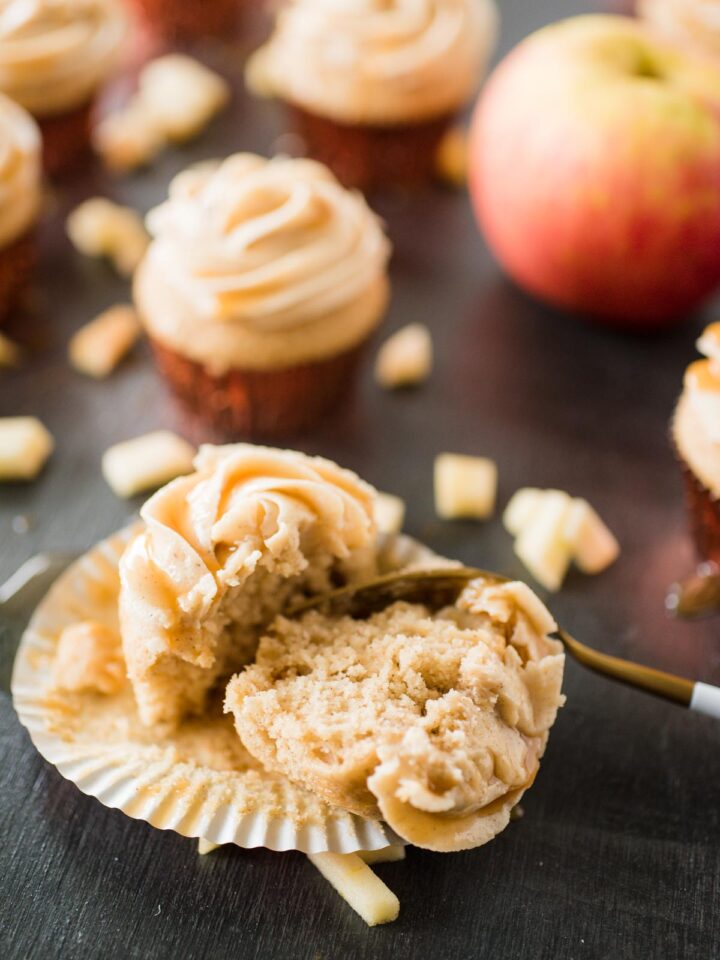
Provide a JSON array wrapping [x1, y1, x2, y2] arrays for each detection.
[[2, 1, 719, 957]]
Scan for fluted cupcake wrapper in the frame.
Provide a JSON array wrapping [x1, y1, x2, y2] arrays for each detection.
[[37, 100, 93, 177], [128, 0, 243, 42], [149, 337, 367, 439], [288, 105, 453, 191], [677, 451, 720, 565], [0, 230, 35, 327], [11, 526, 443, 853]]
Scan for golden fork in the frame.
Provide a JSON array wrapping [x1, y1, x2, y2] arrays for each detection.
[[293, 566, 720, 720]]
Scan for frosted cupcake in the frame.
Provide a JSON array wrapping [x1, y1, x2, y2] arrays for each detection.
[[0, 94, 41, 326], [119, 443, 378, 728], [0, 0, 125, 175], [639, 0, 720, 59], [673, 323, 720, 563], [247, 0, 498, 190], [134, 153, 391, 438]]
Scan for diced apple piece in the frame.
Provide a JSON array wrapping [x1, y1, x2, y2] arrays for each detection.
[[198, 839, 221, 855], [138, 55, 229, 142], [307, 852, 400, 927], [0, 417, 53, 481], [503, 488, 543, 537], [434, 453, 497, 520], [436, 124, 468, 188], [374, 492, 406, 535], [375, 323, 433, 389], [564, 498, 619, 574], [0, 331, 22, 367], [514, 490, 573, 592], [53, 621, 124, 695], [102, 431, 196, 498], [66, 198, 149, 277], [93, 102, 164, 173], [68, 305, 141, 378], [358, 845, 406, 866]]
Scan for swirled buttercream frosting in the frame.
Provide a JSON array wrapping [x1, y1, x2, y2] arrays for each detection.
[[247, 0, 498, 125], [135, 153, 391, 374], [0, 92, 39, 246], [119, 443, 378, 727], [0, 0, 125, 116], [675, 322, 720, 496]]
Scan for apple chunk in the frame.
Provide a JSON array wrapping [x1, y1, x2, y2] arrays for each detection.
[[434, 453, 497, 520]]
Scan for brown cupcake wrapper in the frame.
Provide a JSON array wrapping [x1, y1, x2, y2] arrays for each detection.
[[128, 0, 241, 42], [37, 100, 93, 177], [676, 448, 720, 564], [0, 231, 36, 328], [288, 105, 453, 191], [149, 338, 367, 439]]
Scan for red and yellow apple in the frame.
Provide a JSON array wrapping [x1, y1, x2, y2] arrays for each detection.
[[469, 15, 720, 328]]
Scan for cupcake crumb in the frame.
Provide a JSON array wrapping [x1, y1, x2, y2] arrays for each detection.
[[53, 621, 125, 695]]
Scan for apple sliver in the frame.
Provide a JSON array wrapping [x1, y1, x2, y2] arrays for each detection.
[[514, 491, 574, 592]]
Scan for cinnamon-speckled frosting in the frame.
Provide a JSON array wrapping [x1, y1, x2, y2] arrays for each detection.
[[674, 322, 720, 497], [0, 92, 39, 247], [120, 444, 377, 688], [0, 0, 125, 116], [135, 153, 391, 374], [247, 0, 498, 125]]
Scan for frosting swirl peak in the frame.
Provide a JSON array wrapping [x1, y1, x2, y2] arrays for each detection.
[[0, 0, 125, 115], [248, 0, 498, 124]]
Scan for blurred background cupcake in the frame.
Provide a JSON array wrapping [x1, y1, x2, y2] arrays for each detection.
[[0, 93, 41, 327], [127, 0, 242, 44], [638, 0, 720, 59], [673, 323, 720, 564], [247, 0, 498, 190], [0, 0, 125, 175], [134, 153, 391, 438]]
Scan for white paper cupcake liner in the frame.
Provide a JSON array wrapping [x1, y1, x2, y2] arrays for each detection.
[[11, 526, 445, 854]]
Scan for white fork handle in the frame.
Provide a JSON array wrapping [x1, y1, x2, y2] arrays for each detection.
[[690, 683, 720, 720]]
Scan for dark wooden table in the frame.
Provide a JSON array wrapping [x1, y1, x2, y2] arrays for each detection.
[[2, 1, 719, 957]]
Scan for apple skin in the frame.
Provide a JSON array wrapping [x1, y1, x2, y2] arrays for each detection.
[[469, 15, 720, 329]]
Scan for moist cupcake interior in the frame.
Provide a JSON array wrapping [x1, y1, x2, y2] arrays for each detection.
[[225, 579, 565, 851]]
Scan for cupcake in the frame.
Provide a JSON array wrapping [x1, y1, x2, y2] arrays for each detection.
[[226, 579, 565, 852], [120, 443, 379, 728], [134, 153, 391, 438], [672, 323, 720, 563], [0, 0, 125, 175], [246, 0, 498, 190], [0, 94, 41, 327], [127, 0, 241, 43], [638, 0, 720, 59]]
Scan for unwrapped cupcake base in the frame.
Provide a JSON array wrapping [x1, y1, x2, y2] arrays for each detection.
[[12, 527, 442, 853]]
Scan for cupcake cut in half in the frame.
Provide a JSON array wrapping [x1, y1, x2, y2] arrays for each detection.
[[225, 578, 565, 851], [119, 443, 379, 728], [247, 0, 498, 189], [134, 153, 391, 437], [0, 93, 41, 326], [0, 0, 125, 174]]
